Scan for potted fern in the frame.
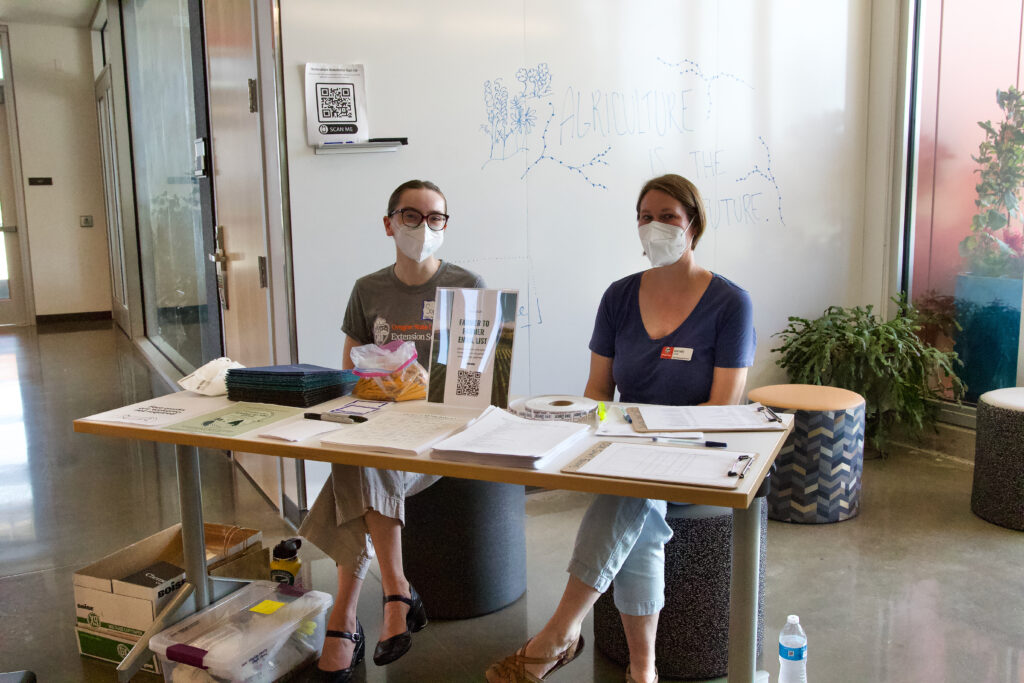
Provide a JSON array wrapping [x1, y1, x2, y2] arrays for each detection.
[[772, 296, 964, 455]]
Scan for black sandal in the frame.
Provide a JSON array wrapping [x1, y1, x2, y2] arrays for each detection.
[[372, 584, 428, 665], [306, 620, 364, 682]]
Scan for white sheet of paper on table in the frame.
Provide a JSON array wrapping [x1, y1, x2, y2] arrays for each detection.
[[321, 411, 468, 456], [637, 403, 786, 431], [258, 419, 346, 442], [81, 393, 236, 427], [575, 442, 753, 489], [595, 409, 703, 440]]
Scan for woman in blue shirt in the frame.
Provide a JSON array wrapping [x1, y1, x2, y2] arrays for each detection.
[[486, 174, 755, 683]]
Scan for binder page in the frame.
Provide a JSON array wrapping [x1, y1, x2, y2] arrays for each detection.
[[432, 406, 589, 457], [572, 442, 753, 489], [636, 403, 785, 432], [320, 411, 468, 455]]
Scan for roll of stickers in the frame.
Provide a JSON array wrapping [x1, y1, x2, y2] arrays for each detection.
[[508, 395, 598, 423]]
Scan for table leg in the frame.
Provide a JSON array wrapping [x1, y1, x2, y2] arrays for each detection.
[[176, 443, 210, 608], [727, 501, 761, 683]]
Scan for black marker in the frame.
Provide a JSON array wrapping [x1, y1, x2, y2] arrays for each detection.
[[304, 412, 367, 424]]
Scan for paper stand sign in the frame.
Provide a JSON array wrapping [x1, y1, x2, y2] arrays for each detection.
[[427, 288, 518, 409], [304, 63, 369, 147]]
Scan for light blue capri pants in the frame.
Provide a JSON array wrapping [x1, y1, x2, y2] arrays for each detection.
[[567, 494, 676, 616]]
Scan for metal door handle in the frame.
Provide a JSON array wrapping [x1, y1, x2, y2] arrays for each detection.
[[0, 225, 17, 233]]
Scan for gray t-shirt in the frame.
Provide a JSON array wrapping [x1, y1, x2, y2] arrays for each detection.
[[342, 261, 486, 362]]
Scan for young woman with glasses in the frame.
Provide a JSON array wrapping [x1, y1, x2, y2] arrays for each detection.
[[301, 179, 484, 682]]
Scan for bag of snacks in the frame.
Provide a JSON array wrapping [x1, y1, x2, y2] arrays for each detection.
[[350, 340, 428, 401]]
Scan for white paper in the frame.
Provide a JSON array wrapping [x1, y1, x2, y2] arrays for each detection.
[[177, 357, 244, 396], [637, 403, 787, 432], [305, 63, 369, 146], [82, 393, 235, 427], [595, 406, 702, 439], [430, 406, 590, 469], [434, 406, 589, 456], [320, 411, 469, 456], [576, 442, 754, 489], [258, 419, 345, 443]]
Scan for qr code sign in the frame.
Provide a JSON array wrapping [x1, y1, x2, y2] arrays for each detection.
[[317, 83, 357, 122], [455, 369, 482, 397]]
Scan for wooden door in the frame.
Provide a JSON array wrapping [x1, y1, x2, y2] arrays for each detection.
[[204, 0, 280, 505]]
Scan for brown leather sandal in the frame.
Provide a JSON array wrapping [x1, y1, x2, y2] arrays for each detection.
[[484, 635, 586, 683]]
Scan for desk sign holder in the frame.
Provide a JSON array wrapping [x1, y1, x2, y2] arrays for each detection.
[[314, 138, 409, 155]]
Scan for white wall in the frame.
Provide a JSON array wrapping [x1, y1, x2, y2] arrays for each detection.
[[280, 0, 905, 397], [8, 22, 110, 316]]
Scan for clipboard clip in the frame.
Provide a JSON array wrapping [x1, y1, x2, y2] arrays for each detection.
[[728, 454, 754, 478], [756, 405, 783, 423]]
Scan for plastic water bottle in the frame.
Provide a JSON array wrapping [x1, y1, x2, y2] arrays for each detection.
[[778, 614, 807, 683]]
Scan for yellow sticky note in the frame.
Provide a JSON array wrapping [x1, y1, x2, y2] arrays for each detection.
[[298, 620, 317, 636], [250, 599, 285, 615]]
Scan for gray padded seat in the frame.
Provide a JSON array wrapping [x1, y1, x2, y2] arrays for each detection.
[[594, 501, 767, 680], [401, 477, 527, 619], [971, 388, 1024, 531]]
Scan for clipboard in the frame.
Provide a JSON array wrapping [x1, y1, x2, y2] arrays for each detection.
[[562, 440, 757, 490], [625, 404, 786, 433]]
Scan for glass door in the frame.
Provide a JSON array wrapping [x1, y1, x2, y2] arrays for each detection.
[[907, 0, 1024, 404], [0, 30, 28, 326], [121, 0, 221, 371], [95, 65, 131, 336]]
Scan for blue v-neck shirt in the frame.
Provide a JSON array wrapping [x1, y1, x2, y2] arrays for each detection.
[[589, 272, 756, 405]]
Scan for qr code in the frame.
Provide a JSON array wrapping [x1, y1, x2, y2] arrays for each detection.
[[317, 83, 356, 122], [456, 369, 482, 397]]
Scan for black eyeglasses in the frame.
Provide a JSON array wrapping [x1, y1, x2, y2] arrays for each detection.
[[389, 208, 449, 231]]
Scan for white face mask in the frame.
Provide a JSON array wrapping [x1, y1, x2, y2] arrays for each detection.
[[638, 220, 692, 267], [394, 222, 444, 263]]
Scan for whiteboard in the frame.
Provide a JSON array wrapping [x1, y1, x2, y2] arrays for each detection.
[[282, 0, 871, 397]]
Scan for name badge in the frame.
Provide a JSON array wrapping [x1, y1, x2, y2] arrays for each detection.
[[422, 300, 435, 320], [660, 346, 693, 361]]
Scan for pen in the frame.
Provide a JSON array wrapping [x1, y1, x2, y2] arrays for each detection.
[[619, 407, 632, 424], [304, 412, 367, 424], [652, 437, 728, 448], [596, 402, 608, 422]]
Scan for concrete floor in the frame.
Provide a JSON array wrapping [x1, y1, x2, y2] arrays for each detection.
[[0, 321, 1021, 682]]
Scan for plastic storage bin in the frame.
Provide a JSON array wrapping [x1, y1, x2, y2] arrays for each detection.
[[150, 580, 332, 682]]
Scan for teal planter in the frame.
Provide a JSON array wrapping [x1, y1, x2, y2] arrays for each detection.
[[954, 274, 1022, 402]]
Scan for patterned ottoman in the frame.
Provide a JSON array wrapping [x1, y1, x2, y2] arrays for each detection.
[[971, 388, 1024, 531], [593, 502, 767, 680], [748, 384, 865, 524]]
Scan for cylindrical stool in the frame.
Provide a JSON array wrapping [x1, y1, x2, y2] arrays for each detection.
[[748, 384, 865, 524], [593, 502, 767, 680], [971, 388, 1024, 531], [401, 477, 527, 619]]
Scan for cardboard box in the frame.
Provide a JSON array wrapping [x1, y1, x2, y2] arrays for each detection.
[[76, 627, 161, 675], [74, 523, 262, 639], [112, 561, 188, 606]]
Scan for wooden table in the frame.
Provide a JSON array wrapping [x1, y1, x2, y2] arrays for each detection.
[[75, 395, 792, 682]]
